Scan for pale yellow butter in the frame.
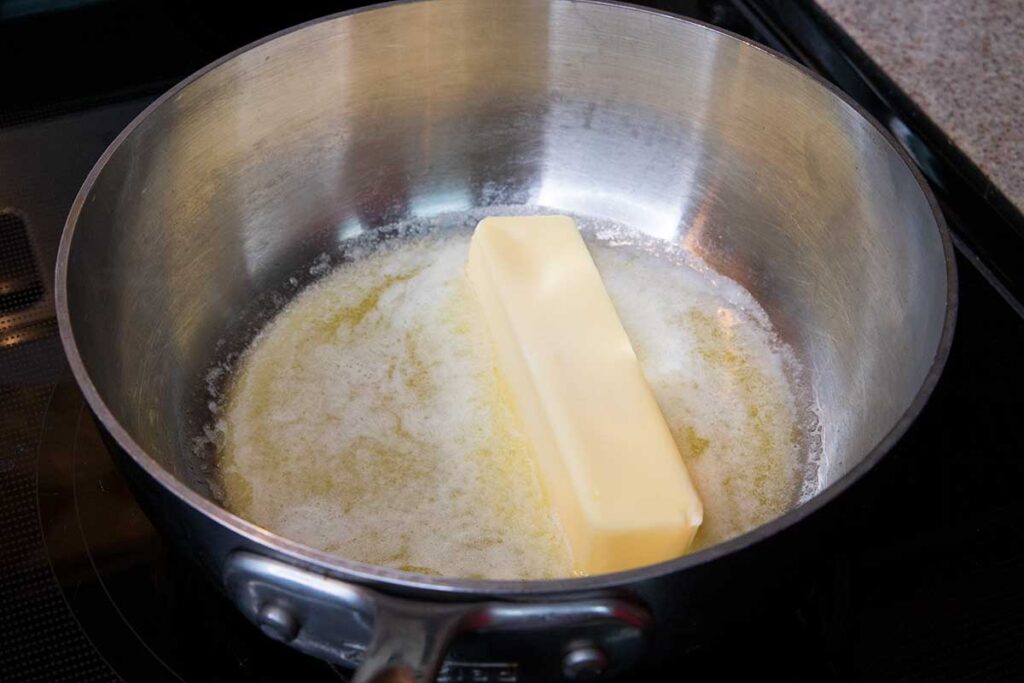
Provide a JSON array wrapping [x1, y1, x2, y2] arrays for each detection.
[[466, 216, 703, 575]]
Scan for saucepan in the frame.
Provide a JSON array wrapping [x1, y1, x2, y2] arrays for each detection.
[[56, 0, 956, 680]]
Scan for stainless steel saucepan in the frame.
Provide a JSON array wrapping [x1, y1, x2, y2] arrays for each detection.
[[56, 1, 955, 680]]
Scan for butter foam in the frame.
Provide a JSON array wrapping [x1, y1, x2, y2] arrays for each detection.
[[211, 227, 812, 578]]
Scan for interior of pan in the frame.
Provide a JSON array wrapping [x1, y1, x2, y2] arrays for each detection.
[[59, 0, 952, 583]]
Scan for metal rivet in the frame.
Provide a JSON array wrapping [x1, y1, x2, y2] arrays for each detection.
[[562, 643, 609, 681], [257, 603, 300, 642]]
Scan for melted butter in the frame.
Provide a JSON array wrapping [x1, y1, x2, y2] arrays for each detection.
[[214, 232, 808, 578]]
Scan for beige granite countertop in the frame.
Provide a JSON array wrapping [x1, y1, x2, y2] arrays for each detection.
[[816, 0, 1024, 212]]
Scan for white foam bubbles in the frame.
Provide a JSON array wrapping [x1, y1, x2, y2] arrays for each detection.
[[212, 226, 817, 578]]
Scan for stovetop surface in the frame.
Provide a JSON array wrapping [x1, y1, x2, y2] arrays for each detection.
[[1, 1, 1023, 681]]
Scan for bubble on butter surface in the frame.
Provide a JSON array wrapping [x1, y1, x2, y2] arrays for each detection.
[[212, 228, 813, 578]]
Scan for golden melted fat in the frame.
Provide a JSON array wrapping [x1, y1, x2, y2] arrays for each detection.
[[214, 232, 808, 579]]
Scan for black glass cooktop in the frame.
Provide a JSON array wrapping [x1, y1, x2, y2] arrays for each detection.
[[1, 1, 1022, 681]]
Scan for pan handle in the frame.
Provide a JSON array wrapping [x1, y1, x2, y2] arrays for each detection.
[[350, 596, 467, 683], [224, 552, 651, 682]]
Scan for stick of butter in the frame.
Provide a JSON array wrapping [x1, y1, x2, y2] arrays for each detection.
[[466, 215, 703, 575]]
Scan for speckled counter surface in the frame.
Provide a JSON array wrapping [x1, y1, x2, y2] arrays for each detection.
[[815, 0, 1023, 212]]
